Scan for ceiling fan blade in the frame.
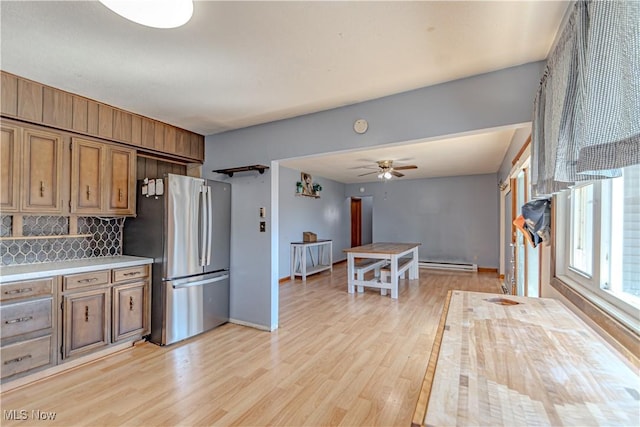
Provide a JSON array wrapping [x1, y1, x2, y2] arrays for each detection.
[[391, 170, 404, 177], [394, 165, 418, 171], [358, 170, 380, 177]]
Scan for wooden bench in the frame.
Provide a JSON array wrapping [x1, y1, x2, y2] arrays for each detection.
[[351, 259, 388, 294], [379, 258, 413, 296]]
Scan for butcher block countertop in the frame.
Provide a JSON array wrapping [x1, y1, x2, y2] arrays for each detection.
[[412, 291, 640, 427], [0, 256, 153, 283]]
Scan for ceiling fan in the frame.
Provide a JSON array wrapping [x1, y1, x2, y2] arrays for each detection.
[[358, 160, 418, 179]]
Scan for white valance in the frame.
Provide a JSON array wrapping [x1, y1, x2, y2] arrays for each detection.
[[532, 0, 640, 197]]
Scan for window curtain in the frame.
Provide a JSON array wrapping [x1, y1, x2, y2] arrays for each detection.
[[531, 0, 640, 198]]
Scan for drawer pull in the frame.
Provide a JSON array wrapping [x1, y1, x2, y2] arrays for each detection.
[[85, 306, 89, 322], [129, 296, 134, 311], [5, 316, 33, 324], [4, 287, 33, 295], [123, 271, 141, 277], [4, 354, 32, 365], [78, 277, 99, 284]]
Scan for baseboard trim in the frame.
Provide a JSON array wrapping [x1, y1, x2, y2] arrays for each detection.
[[229, 318, 273, 332]]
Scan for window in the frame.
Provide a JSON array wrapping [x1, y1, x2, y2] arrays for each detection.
[[557, 164, 640, 329]]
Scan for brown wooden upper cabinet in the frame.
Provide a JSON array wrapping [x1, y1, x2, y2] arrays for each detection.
[[105, 145, 136, 215], [71, 138, 104, 214], [21, 128, 63, 214], [0, 123, 21, 212], [71, 138, 136, 216]]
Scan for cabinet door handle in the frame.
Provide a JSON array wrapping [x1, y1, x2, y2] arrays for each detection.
[[123, 271, 141, 277], [86, 185, 91, 200], [78, 277, 99, 284], [129, 296, 134, 311], [85, 306, 89, 322], [5, 316, 33, 324], [4, 287, 33, 295], [118, 188, 123, 201], [40, 181, 45, 197], [4, 354, 32, 365]]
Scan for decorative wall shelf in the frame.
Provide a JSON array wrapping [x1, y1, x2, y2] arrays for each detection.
[[213, 164, 269, 177], [296, 193, 320, 199]]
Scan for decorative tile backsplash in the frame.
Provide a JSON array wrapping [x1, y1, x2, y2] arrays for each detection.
[[0, 215, 125, 266]]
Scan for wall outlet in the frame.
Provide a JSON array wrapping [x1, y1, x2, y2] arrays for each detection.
[[259, 221, 266, 232], [259, 207, 265, 218]]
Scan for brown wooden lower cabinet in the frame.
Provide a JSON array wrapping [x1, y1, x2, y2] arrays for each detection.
[[63, 288, 110, 359], [112, 282, 147, 342]]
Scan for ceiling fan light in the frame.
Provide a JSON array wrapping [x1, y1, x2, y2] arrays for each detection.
[[99, 0, 194, 29], [383, 171, 392, 179]]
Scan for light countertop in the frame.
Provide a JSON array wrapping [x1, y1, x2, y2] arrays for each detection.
[[0, 256, 153, 283]]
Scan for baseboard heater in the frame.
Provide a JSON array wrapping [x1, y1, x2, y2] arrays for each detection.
[[418, 261, 478, 272]]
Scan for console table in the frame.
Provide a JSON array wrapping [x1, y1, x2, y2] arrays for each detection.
[[290, 240, 333, 281]]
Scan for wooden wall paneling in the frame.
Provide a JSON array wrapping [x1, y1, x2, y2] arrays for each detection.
[[87, 101, 99, 135], [141, 118, 154, 149], [136, 156, 147, 180], [198, 135, 205, 161], [130, 115, 142, 147], [172, 163, 186, 175], [153, 122, 165, 152], [112, 110, 132, 144], [98, 104, 113, 139], [188, 133, 198, 160], [175, 129, 186, 157], [163, 125, 176, 155], [17, 78, 43, 122], [156, 160, 172, 179], [72, 96, 89, 133], [144, 158, 158, 179], [1, 72, 18, 116], [42, 87, 73, 129]]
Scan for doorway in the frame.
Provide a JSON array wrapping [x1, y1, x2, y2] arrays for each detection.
[[350, 196, 373, 247]]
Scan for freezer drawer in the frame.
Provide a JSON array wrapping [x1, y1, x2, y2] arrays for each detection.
[[161, 272, 229, 345]]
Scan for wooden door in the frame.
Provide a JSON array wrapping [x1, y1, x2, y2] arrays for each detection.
[[71, 138, 104, 214], [105, 146, 136, 215], [21, 128, 63, 213], [63, 288, 110, 359], [350, 197, 362, 247], [112, 282, 147, 342], [0, 124, 21, 212]]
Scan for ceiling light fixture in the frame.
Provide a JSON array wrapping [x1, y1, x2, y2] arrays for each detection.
[[378, 171, 392, 180], [99, 0, 194, 29]]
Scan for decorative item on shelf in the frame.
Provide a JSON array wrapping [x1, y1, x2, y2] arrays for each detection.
[[298, 172, 321, 198], [303, 231, 317, 242], [296, 181, 303, 194], [312, 183, 322, 194]]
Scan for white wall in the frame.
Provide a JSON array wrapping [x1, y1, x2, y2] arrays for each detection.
[[278, 167, 349, 278], [346, 174, 499, 268], [204, 61, 545, 330]]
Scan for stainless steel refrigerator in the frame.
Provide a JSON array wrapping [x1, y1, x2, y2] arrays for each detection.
[[123, 174, 230, 345]]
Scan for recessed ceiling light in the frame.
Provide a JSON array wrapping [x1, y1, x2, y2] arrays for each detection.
[[99, 0, 194, 29]]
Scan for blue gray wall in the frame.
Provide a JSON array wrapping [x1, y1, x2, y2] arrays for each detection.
[[346, 174, 499, 268], [204, 61, 545, 330], [278, 167, 349, 278]]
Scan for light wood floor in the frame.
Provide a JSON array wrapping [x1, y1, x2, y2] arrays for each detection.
[[1, 265, 501, 426]]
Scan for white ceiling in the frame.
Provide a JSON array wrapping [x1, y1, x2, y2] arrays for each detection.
[[0, 1, 567, 183]]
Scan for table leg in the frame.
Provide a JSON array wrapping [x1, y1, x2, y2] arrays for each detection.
[[391, 255, 399, 299], [410, 247, 419, 279], [347, 253, 355, 293]]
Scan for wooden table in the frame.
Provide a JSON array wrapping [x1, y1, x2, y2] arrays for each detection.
[[290, 240, 332, 281], [412, 290, 640, 426], [343, 242, 421, 299]]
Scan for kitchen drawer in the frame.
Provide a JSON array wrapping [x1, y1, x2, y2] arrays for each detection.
[[63, 270, 110, 291], [1, 278, 54, 302], [112, 265, 149, 284], [1, 335, 53, 379], [1, 297, 53, 339]]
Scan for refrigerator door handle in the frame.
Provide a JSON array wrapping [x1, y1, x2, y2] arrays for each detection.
[[206, 185, 213, 265], [199, 186, 208, 266], [171, 274, 230, 289]]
